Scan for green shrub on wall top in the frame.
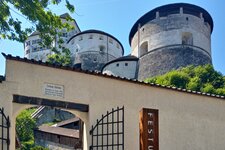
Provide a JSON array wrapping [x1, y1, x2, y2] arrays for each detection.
[[145, 65, 225, 96]]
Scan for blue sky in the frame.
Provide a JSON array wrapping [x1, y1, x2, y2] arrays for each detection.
[[0, 0, 224, 75]]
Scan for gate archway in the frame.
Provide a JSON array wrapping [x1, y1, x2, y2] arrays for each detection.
[[12, 94, 89, 150]]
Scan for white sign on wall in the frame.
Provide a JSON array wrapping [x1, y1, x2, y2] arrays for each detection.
[[43, 83, 64, 98]]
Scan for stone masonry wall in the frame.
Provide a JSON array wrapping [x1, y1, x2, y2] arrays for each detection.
[[131, 14, 211, 57], [138, 46, 212, 80], [74, 52, 116, 71]]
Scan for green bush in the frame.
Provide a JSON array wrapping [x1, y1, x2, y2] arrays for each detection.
[[31, 146, 49, 150], [144, 65, 225, 96], [202, 83, 215, 94], [21, 140, 34, 150], [16, 108, 37, 150]]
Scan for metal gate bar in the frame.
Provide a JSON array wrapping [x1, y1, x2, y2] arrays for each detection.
[[0, 108, 10, 150], [90, 106, 124, 150]]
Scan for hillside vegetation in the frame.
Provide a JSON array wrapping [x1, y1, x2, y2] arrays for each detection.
[[16, 108, 49, 150], [145, 65, 225, 96]]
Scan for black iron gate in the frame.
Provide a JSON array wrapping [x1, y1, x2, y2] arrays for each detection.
[[0, 108, 10, 150], [90, 106, 124, 150]]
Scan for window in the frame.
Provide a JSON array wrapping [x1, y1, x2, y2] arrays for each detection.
[[26, 41, 30, 46], [99, 45, 105, 53], [33, 47, 37, 52], [182, 32, 193, 45], [125, 63, 128, 66], [140, 41, 148, 57], [89, 35, 93, 39], [32, 39, 42, 45], [99, 36, 103, 40], [62, 32, 67, 37], [32, 40, 36, 45], [79, 36, 83, 41], [116, 43, 120, 49], [25, 49, 30, 54], [116, 63, 119, 67], [109, 38, 113, 44]]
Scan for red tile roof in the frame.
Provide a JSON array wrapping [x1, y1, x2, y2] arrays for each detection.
[[37, 125, 79, 138]]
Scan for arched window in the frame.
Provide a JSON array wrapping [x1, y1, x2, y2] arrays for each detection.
[[140, 41, 148, 57], [99, 36, 103, 40], [182, 32, 193, 45], [99, 45, 105, 54], [79, 36, 83, 41], [89, 35, 93, 39]]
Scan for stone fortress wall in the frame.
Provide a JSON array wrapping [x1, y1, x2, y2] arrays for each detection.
[[129, 3, 213, 80], [67, 30, 124, 71], [131, 14, 211, 56], [24, 3, 214, 81]]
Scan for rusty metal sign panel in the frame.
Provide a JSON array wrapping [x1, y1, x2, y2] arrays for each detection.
[[139, 108, 159, 150]]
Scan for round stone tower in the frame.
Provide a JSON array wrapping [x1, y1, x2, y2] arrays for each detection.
[[67, 30, 124, 71], [129, 3, 213, 80]]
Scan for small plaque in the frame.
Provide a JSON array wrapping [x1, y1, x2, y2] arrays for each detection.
[[140, 108, 159, 150], [43, 83, 64, 98]]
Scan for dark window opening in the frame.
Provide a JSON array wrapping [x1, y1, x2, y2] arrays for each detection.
[[140, 41, 148, 57], [99, 36, 103, 40], [125, 63, 128, 66], [89, 35, 93, 39], [26, 49, 30, 54], [62, 32, 67, 37], [109, 38, 113, 44], [79, 36, 83, 41], [182, 32, 193, 45], [99, 45, 105, 53]]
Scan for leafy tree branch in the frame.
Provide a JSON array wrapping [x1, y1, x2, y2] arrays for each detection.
[[0, 0, 74, 47]]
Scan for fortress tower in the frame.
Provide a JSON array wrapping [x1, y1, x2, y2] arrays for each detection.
[[67, 30, 124, 71], [129, 3, 213, 80]]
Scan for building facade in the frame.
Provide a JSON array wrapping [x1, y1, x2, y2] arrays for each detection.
[[67, 30, 124, 71], [1, 54, 225, 150], [24, 13, 81, 62]]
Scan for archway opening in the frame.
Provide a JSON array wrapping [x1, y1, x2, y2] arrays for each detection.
[[15, 106, 84, 150], [182, 32, 193, 45], [13, 95, 89, 150], [140, 41, 148, 57]]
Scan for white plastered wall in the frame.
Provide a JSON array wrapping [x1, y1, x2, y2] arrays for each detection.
[[2, 59, 225, 150]]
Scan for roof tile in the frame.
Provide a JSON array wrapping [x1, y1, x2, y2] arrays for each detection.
[[2, 53, 225, 100]]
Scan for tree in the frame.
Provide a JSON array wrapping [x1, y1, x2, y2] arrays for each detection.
[[145, 65, 225, 96], [31, 146, 49, 150], [16, 108, 37, 150], [0, 0, 74, 47], [47, 47, 72, 66]]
